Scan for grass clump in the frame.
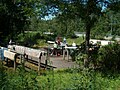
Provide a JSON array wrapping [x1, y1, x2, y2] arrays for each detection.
[[67, 37, 84, 45]]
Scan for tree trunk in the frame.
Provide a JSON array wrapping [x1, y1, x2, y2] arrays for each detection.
[[84, 0, 94, 68], [84, 19, 91, 68]]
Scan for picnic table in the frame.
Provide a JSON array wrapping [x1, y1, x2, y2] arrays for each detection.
[[63, 46, 77, 61], [47, 41, 66, 56], [47, 41, 55, 44]]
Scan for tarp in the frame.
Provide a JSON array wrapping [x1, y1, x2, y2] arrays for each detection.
[[0, 47, 8, 60]]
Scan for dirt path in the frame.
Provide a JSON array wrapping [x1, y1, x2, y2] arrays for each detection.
[[47, 56, 78, 69], [23, 55, 78, 70]]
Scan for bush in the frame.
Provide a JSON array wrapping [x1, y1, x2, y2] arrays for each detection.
[[16, 32, 56, 47], [98, 42, 120, 71], [16, 33, 38, 46], [1, 61, 120, 90], [6, 66, 40, 90], [0, 62, 9, 89]]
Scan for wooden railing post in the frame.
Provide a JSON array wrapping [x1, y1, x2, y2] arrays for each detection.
[[38, 53, 42, 73], [67, 49, 69, 61], [20, 54, 22, 63], [22, 54, 25, 69], [14, 55, 16, 71], [6, 58, 8, 66], [45, 59, 48, 70], [63, 49, 65, 60]]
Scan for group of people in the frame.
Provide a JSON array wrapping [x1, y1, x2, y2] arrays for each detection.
[[51, 37, 67, 56], [51, 37, 77, 56]]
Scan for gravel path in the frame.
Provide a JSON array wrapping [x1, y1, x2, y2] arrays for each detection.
[[48, 56, 78, 69]]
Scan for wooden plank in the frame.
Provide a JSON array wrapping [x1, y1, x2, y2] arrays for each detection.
[[8, 45, 14, 50], [4, 50, 16, 60], [63, 49, 65, 60], [15, 46, 25, 55], [67, 49, 69, 61], [8, 45, 47, 60], [25, 48, 42, 72], [8, 45, 48, 72], [25, 48, 41, 58], [14, 57, 16, 70], [4, 50, 17, 70], [38, 58, 41, 72]]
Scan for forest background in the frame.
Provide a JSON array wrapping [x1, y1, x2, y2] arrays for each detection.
[[0, 0, 120, 90]]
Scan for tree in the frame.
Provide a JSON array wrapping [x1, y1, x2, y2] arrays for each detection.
[[107, 1, 120, 36], [43, 0, 108, 67], [0, 0, 44, 44], [91, 9, 120, 39], [108, 0, 120, 12]]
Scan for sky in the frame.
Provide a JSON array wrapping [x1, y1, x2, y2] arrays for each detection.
[[41, 14, 55, 20], [41, 1, 108, 20]]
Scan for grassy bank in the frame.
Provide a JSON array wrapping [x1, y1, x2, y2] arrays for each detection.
[[37, 69, 120, 90], [0, 61, 120, 90]]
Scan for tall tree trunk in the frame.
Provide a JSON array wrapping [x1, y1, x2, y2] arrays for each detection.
[[84, 0, 95, 68], [84, 21, 91, 68]]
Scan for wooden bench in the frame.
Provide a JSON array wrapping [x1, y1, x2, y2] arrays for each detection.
[[8, 45, 25, 64], [8, 45, 47, 71], [4, 50, 17, 70], [25, 48, 46, 71]]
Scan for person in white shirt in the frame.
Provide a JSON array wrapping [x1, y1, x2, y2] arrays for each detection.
[[51, 41, 58, 56], [9, 39, 12, 45], [72, 42, 76, 47]]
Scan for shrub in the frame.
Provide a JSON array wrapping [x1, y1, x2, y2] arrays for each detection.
[[3, 66, 40, 90], [0, 62, 9, 90], [98, 42, 120, 71], [16, 33, 38, 46]]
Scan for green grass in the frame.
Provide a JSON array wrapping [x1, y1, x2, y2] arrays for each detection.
[[67, 37, 84, 45], [33, 37, 84, 48], [32, 39, 48, 48], [1, 61, 120, 90], [36, 69, 120, 90]]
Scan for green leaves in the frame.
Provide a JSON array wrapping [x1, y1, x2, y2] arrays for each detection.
[[0, 62, 9, 90], [91, 9, 120, 39], [0, 0, 44, 42], [98, 43, 120, 71]]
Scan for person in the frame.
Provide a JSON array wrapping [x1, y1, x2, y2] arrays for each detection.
[[57, 38, 61, 46], [51, 41, 58, 56], [54, 41, 58, 49], [63, 37, 66, 44], [72, 42, 76, 47], [9, 39, 12, 45]]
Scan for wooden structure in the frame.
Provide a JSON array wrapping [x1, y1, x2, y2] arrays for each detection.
[[4, 50, 17, 70], [63, 46, 77, 61], [8, 45, 47, 72]]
